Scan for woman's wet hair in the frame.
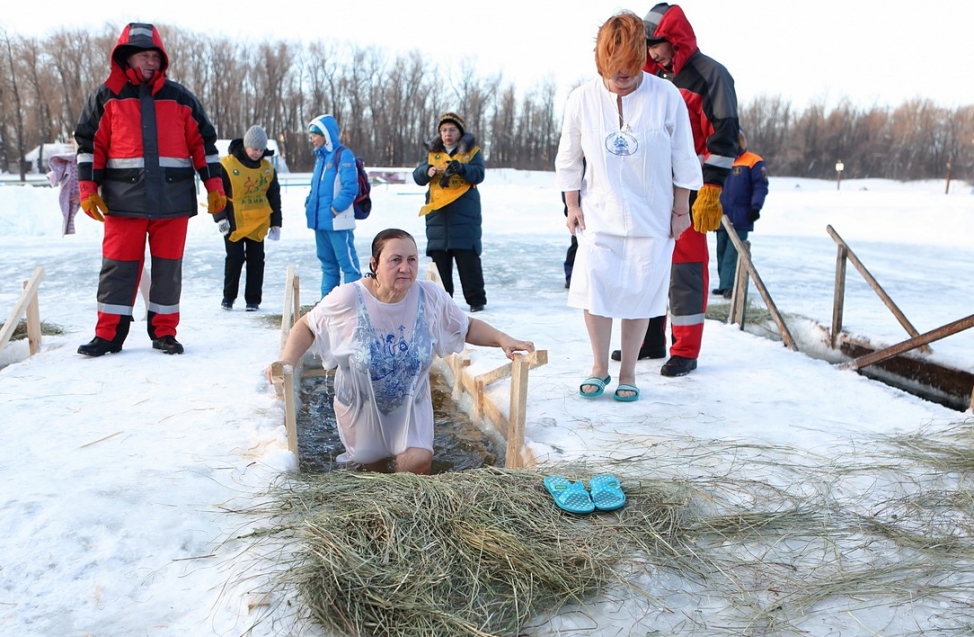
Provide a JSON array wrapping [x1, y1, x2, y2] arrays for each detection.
[[369, 228, 417, 276], [595, 11, 646, 79]]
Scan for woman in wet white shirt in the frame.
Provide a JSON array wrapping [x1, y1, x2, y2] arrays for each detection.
[[268, 228, 534, 474]]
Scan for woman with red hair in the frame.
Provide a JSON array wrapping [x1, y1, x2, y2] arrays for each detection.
[[554, 11, 701, 402]]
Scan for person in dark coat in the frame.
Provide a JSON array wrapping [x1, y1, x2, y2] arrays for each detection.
[[412, 112, 487, 312], [216, 125, 283, 311], [714, 129, 768, 297], [74, 22, 226, 357]]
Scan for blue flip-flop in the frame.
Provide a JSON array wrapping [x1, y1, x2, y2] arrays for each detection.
[[544, 475, 595, 514], [613, 383, 640, 402], [589, 473, 626, 511], [579, 375, 611, 398]]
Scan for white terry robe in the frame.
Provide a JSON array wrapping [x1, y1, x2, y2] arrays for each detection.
[[306, 279, 469, 464], [554, 72, 702, 319]]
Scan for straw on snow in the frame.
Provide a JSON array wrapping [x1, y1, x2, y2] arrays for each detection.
[[238, 421, 974, 637], [260, 467, 688, 637]]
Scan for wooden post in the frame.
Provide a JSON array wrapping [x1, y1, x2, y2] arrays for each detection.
[[945, 155, 952, 195], [728, 237, 750, 328], [279, 266, 298, 356], [827, 225, 931, 354], [0, 267, 45, 358], [831, 244, 847, 349], [270, 361, 300, 466], [506, 354, 529, 469], [24, 278, 42, 355]]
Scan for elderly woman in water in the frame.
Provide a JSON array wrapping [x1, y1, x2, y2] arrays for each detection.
[[268, 228, 534, 474]]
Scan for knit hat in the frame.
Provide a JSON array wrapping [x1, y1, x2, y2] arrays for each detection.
[[437, 112, 465, 135], [243, 125, 268, 150], [309, 122, 325, 136], [643, 3, 671, 45]]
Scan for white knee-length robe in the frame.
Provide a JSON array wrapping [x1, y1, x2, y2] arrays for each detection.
[[554, 73, 702, 319]]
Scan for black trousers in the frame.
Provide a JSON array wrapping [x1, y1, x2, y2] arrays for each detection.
[[223, 236, 265, 305], [429, 249, 486, 306], [564, 234, 578, 283]]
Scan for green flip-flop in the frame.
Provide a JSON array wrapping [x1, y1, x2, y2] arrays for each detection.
[[579, 375, 610, 398], [613, 383, 639, 402]]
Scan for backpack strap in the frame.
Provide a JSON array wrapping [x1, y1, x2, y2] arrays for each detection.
[[332, 146, 345, 171]]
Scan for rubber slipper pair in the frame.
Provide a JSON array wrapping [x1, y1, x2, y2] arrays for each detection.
[[544, 474, 627, 514], [613, 383, 640, 402], [579, 375, 610, 398]]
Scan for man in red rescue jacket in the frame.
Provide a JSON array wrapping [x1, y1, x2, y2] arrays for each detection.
[[613, 3, 740, 376], [74, 23, 226, 357]]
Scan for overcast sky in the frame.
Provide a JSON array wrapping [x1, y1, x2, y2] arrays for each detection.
[[4, 0, 970, 110]]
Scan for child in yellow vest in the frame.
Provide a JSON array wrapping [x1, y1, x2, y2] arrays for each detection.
[[215, 125, 282, 311]]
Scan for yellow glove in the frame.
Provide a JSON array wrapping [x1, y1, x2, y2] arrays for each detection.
[[80, 193, 107, 222], [207, 190, 227, 214], [691, 184, 723, 233]]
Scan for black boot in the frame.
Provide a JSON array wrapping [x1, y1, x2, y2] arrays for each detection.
[[77, 316, 131, 357], [77, 337, 123, 357], [152, 335, 185, 355], [660, 355, 697, 377]]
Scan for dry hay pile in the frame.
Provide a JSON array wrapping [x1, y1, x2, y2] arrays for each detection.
[[260, 466, 689, 637]]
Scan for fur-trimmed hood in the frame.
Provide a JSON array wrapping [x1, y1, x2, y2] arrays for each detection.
[[105, 23, 169, 95], [424, 131, 477, 154], [642, 4, 699, 77]]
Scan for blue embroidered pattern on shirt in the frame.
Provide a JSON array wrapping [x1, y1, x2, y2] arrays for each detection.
[[351, 285, 435, 414]]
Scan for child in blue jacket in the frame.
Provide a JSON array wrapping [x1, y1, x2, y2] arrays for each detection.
[[306, 114, 362, 298], [715, 129, 769, 297]]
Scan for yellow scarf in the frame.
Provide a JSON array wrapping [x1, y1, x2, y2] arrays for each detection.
[[419, 146, 481, 216]]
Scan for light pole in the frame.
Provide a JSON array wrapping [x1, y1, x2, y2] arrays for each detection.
[[835, 160, 844, 191]]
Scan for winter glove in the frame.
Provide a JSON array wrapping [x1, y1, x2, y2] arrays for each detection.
[[80, 193, 107, 222], [749, 208, 761, 223], [267, 226, 281, 241], [691, 184, 724, 233], [671, 211, 691, 240], [439, 160, 462, 187], [207, 190, 227, 214], [217, 219, 230, 236]]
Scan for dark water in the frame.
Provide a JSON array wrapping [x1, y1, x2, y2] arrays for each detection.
[[295, 370, 502, 474]]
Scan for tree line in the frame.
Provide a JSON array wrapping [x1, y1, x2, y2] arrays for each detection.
[[1, 23, 972, 182]]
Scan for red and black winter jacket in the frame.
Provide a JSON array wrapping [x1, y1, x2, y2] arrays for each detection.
[[74, 23, 224, 219], [643, 3, 739, 188]]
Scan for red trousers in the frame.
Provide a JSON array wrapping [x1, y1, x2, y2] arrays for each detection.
[[95, 216, 188, 342], [647, 225, 709, 359]]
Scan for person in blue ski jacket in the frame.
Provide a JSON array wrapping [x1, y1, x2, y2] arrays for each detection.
[[305, 114, 362, 298], [715, 129, 768, 297]]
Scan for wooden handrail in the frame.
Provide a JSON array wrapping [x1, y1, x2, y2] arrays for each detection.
[[840, 313, 974, 372], [827, 225, 931, 354], [0, 267, 45, 358], [720, 216, 798, 351]]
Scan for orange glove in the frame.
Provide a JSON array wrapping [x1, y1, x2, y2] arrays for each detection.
[[691, 184, 723, 233], [207, 190, 227, 214], [80, 193, 107, 222]]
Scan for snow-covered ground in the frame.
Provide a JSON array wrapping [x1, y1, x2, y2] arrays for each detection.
[[1, 171, 972, 635]]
